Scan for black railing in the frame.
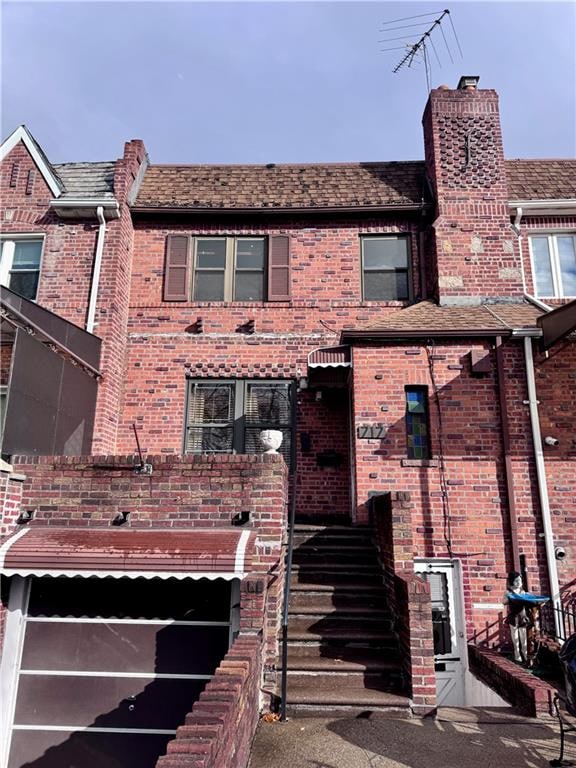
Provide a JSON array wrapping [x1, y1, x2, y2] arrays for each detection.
[[279, 467, 297, 720], [541, 602, 576, 643]]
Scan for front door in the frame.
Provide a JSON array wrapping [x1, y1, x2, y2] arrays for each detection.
[[414, 560, 466, 707]]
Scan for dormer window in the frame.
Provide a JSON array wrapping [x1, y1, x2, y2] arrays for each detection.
[[0, 237, 43, 300]]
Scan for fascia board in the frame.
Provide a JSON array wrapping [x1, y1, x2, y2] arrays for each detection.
[[0, 126, 62, 198]]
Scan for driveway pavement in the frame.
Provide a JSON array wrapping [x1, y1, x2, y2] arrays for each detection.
[[249, 708, 574, 768]]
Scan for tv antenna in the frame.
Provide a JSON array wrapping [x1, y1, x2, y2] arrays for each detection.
[[379, 9, 463, 92]]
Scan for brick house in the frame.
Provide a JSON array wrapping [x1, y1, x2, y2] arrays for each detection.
[[0, 76, 575, 766]]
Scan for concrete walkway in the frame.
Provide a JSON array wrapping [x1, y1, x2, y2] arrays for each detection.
[[249, 708, 574, 768]]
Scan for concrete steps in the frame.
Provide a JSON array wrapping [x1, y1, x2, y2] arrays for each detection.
[[279, 523, 409, 716]]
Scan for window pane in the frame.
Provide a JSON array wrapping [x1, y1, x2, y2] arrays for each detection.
[[234, 272, 263, 301], [531, 237, 554, 296], [196, 239, 226, 268], [363, 238, 408, 269], [12, 241, 42, 269], [236, 239, 265, 269], [9, 271, 39, 300], [405, 387, 429, 460], [558, 236, 576, 296], [422, 572, 452, 655], [194, 272, 225, 301], [186, 426, 234, 453], [188, 383, 234, 424], [364, 271, 408, 301], [245, 383, 291, 425]]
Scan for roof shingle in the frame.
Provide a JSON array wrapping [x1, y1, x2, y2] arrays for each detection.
[[134, 161, 428, 210], [505, 159, 576, 201], [343, 301, 543, 335]]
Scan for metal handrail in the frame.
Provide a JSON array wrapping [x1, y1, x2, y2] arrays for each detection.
[[279, 395, 298, 721]]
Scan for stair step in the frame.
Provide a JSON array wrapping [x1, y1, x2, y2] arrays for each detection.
[[288, 603, 390, 617], [293, 524, 372, 534], [284, 675, 409, 708], [289, 590, 386, 610], [283, 648, 401, 672], [292, 547, 378, 562], [292, 532, 374, 546], [289, 581, 386, 595], [288, 616, 395, 641]]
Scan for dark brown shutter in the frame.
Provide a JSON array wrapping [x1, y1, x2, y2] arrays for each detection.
[[164, 235, 191, 301], [268, 235, 290, 301]]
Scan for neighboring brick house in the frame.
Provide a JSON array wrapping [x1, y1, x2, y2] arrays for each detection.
[[0, 75, 575, 765]]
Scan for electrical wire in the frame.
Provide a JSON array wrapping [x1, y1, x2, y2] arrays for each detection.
[[447, 11, 464, 58], [426, 343, 454, 559]]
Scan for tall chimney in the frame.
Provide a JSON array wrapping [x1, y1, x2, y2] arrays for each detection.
[[422, 76, 523, 305]]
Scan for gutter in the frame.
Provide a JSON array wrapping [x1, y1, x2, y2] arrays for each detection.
[[49, 198, 120, 219], [86, 206, 106, 334], [130, 203, 431, 216], [508, 199, 576, 216], [522, 336, 562, 639], [340, 328, 514, 342]]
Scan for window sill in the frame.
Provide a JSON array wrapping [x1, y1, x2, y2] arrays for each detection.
[[401, 458, 438, 468]]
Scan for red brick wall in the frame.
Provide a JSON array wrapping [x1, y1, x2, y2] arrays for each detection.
[[157, 635, 262, 768], [0, 340, 12, 386], [0, 143, 100, 328], [350, 338, 570, 638], [371, 491, 436, 715], [423, 86, 524, 303]]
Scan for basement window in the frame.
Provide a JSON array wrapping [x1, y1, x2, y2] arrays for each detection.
[[529, 234, 576, 298], [405, 386, 430, 460], [361, 236, 410, 301], [185, 379, 294, 466]]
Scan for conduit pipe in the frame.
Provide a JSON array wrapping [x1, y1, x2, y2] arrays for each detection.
[[523, 335, 562, 640], [86, 206, 106, 334]]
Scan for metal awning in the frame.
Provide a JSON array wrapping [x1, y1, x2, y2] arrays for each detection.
[[308, 345, 351, 368], [0, 527, 255, 580], [537, 298, 576, 350]]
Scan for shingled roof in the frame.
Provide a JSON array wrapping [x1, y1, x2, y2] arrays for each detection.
[[341, 301, 544, 339], [133, 158, 575, 211], [133, 161, 429, 211], [53, 162, 116, 200], [505, 159, 576, 201]]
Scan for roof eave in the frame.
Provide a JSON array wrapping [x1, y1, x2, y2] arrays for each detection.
[[340, 328, 520, 342], [130, 202, 430, 215], [508, 199, 576, 216], [49, 198, 120, 220]]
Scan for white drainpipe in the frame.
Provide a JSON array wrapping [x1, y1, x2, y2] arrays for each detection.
[[86, 206, 106, 334], [523, 335, 562, 639]]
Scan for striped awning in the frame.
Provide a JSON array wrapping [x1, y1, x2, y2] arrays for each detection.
[[308, 345, 351, 368], [0, 527, 255, 580]]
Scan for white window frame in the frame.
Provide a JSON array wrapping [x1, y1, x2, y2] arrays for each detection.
[[192, 236, 267, 302], [528, 232, 576, 299], [0, 234, 45, 301], [360, 234, 412, 302]]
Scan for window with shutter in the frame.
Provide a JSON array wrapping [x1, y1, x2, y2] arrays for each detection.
[[163, 235, 289, 302]]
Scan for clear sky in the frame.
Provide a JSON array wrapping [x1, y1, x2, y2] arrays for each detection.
[[2, 1, 575, 164]]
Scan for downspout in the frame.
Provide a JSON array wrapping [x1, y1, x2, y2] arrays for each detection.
[[522, 335, 562, 639], [86, 206, 106, 334], [512, 207, 527, 295], [494, 336, 520, 572]]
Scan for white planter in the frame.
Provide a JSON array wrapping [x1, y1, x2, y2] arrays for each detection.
[[259, 429, 283, 454]]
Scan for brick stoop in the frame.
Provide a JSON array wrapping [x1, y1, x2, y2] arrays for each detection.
[[469, 645, 558, 717], [279, 524, 411, 717]]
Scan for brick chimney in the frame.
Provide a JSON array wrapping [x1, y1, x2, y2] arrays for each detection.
[[422, 76, 523, 305]]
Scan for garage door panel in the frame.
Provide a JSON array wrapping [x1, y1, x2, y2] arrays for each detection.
[[8, 729, 172, 768], [14, 675, 207, 730], [21, 622, 229, 674]]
